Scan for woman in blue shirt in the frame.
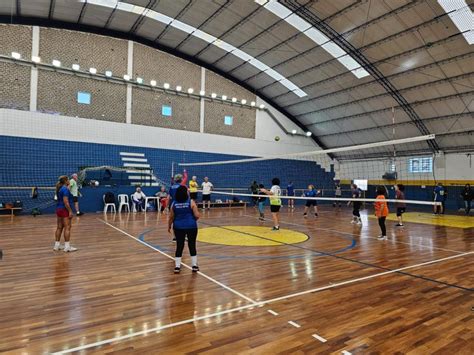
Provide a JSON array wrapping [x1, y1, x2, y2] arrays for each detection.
[[303, 184, 319, 218], [54, 175, 77, 252], [287, 181, 295, 209], [168, 185, 200, 273]]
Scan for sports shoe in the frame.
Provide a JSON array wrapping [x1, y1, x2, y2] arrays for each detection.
[[174, 267, 181, 274], [314, 213, 318, 217], [64, 246, 78, 252], [272, 226, 280, 231], [258, 217, 265, 221], [53, 244, 64, 251], [377, 235, 386, 240], [303, 213, 308, 218], [172, 237, 176, 243], [395, 223, 404, 227], [76, 212, 84, 216], [350, 219, 356, 224], [357, 220, 362, 225], [192, 265, 199, 272]]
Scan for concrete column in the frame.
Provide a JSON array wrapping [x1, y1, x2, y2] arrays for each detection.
[[29, 26, 40, 111]]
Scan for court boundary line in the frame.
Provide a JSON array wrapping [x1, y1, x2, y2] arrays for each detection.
[[51, 250, 473, 354], [242, 213, 466, 254], [98, 218, 257, 304]]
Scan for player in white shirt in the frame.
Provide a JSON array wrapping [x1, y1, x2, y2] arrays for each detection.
[[260, 178, 282, 231], [201, 177, 214, 210]]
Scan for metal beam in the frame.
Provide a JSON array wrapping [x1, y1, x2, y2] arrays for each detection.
[[128, 0, 158, 35], [48, 0, 55, 20]]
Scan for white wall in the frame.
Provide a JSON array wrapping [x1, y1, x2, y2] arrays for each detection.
[[0, 108, 318, 158]]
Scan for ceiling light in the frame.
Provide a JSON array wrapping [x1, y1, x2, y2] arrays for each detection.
[[72, 63, 80, 71], [211, 93, 217, 98], [187, 88, 194, 94], [136, 77, 144, 84], [259, 104, 265, 109], [105, 70, 113, 77], [176, 85, 182, 92], [306, 131, 312, 137], [31, 56, 41, 63], [89, 67, 97, 74], [254, 0, 268, 5], [291, 129, 297, 134], [437, 0, 474, 45], [284, 14, 311, 32], [222, 95, 227, 100], [11, 52, 21, 59], [52, 60, 61, 67], [241, 99, 247, 104], [163, 83, 170, 89], [231, 97, 237, 103], [264, 0, 292, 18], [250, 101, 256, 106], [123, 74, 130, 81], [199, 90, 205, 96], [150, 80, 157, 86], [303, 28, 329, 45]]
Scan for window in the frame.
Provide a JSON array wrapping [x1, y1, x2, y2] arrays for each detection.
[[77, 91, 91, 104], [224, 115, 233, 125], [409, 157, 433, 173], [353, 179, 368, 191], [162, 105, 172, 116]]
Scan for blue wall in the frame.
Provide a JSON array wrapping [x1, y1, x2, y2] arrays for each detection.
[[0, 135, 335, 213]]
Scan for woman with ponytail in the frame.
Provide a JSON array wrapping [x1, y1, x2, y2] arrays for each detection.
[[54, 175, 77, 252]]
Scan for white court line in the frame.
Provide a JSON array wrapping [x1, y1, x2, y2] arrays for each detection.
[[342, 351, 352, 355], [312, 334, 327, 343], [243, 214, 465, 254], [54, 224, 472, 354], [288, 321, 301, 328], [268, 310, 279, 316], [98, 219, 257, 304]]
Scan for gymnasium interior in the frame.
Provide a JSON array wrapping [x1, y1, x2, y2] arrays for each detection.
[[0, 0, 473, 353]]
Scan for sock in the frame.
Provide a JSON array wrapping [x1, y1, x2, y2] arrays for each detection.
[[191, 255, 197, 266], [54, 241, 60, 248], [175, 257, 181, 268], [65, 242, 70, 249]]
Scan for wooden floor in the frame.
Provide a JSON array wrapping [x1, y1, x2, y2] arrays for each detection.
[[0, 206, 473, 354]]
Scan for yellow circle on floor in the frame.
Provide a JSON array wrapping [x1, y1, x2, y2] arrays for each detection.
[[198, 226, 309, 246]]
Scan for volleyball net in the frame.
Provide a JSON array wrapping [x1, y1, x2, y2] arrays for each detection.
[[178, 134, 442, 207]]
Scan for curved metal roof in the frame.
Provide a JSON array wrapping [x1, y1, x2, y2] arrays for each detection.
[[1, 0, 473, 156]]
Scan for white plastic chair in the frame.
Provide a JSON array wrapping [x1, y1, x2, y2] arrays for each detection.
[[103, 194, 116, 213], [118, 194, 130, 212]]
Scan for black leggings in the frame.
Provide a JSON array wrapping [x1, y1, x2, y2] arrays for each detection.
[[174, 228, 198, 257], [378, 217, 386, 236], [352, 208, 360, 217]]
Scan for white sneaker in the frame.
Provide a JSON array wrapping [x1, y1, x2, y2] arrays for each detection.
[[64, 246, 78, 252], [53, 244, 64, 251], [357, 221, 362, 225], [350, 220, 356, 224], [377, 235, 386, 240]]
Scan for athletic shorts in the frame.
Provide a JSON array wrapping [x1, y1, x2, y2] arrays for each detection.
[[396, 207, 406, 216], [56, 208, 69, 218], [190, 192, 198, 200], [305, 200, 317, 207], [72, 196, 78, 203], [270, 205, 281, 213], [202, 194, 211, 201]]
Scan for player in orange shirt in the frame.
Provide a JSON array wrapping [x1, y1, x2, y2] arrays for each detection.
[[374, 186, 389, 240]]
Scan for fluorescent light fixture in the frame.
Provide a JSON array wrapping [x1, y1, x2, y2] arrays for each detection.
[[241, 99, 247, 104], [187, 88, 194, 94], [284, 14, 311, 32], [150, 80, 157, 86], [337, 55, 361, 71], [250, 101, 256, 106], [199, 90, 205, 96], [293, 89, 307, 98], [222, 95, 227, 100], [306, 131, 312, 137], [437, 0, 474, 45], [303, 28, 329, 45], [211, 93, 217, 98], [291, 129, 297, 134], [176, 85, 182, 91], [163, 83, 170, 89], [231, 97, 237, 103], [11, 52, 21, 59], [123, 74, 130, 80], [259, 104, 265, 109], [83, 0, 306, 96], [136, 77, 144, 84], [321, 42, 346, 58], [264, 0, 292, 18], [52, 59, 61, 67], [351, 67, 370, 79], [89, 67, 97, 74], [279, 79, 299, 92], [72, 63, 80, 71], [265, 68, 285, 82], [105, 70, 113, 77], [31, 56, 41, 63]]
